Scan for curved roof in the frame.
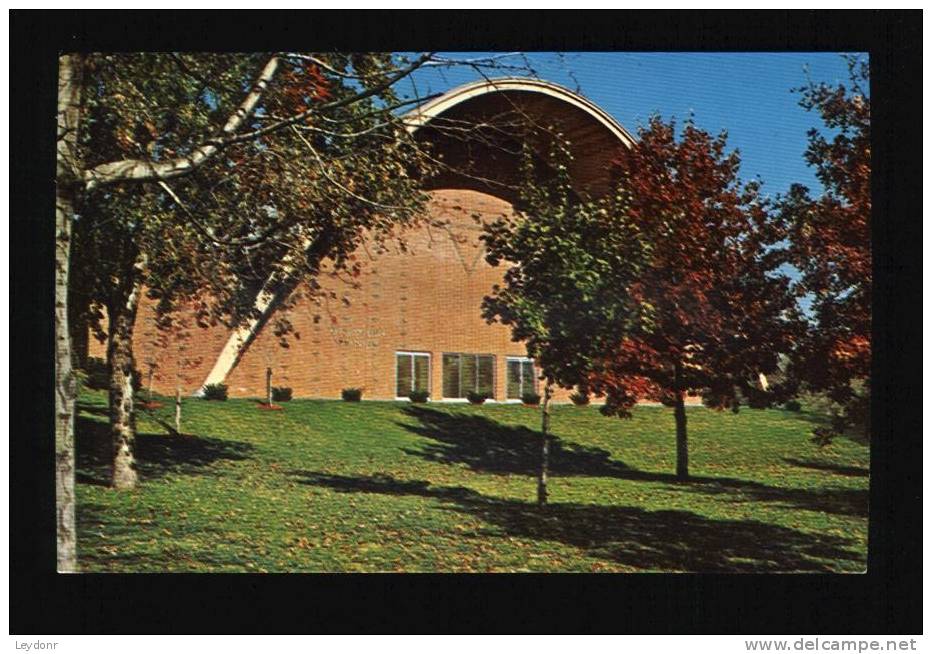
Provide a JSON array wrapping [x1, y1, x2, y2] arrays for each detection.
[[405, 77, 636, 146], [403, 77, 636, 198], [197, 79, 635, 394]]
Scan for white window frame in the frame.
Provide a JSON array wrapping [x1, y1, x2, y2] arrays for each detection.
[[441, 352, 496, 401], [505, 356, 536, 402], [394, 350, 432, 401]]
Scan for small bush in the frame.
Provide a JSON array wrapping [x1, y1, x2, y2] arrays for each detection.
[[408, 389, 430, 403], [569, 391, 590, 406], [271, 386, 293, 402], [522, 391, 541, 406], [202, 383, 228, 401], [466, 391, 488, 405], [811, 426, 835, 448], [341, 388, 362, 402], [743, 387, 772, 409], [783, 399, 802, 412]]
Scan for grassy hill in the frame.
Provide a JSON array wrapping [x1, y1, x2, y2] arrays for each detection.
[[75, 390, 868, 572]]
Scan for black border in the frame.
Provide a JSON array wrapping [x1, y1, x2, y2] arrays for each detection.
[[10, 10, 922, 634]]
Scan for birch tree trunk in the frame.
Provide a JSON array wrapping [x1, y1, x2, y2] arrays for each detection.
[[266, 366, 273, 406], [55, 53, 84, 573], [175, 387, 182, 434], [674, 361, 689, 480], [107, 259, 145, 489], [537, 382, 552, 507]]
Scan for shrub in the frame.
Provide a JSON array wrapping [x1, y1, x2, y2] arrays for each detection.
[[408, 389, 430, 403], [341, 388, 362, 402], [783, 399, 802, 412], [202, 383, 228, 401], [742, 386, 771, 409], [569, 391, 590, 406], [522, 391, 541, 406], [271, 386, 293, 402], [747, 395, 771, 409], [466, 391, 488, 405]]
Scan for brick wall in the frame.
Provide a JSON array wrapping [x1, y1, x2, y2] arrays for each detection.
[[90, 187, 699, 406], [224, 188, 573, 401]]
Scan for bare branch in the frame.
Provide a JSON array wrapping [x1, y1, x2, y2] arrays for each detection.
[[216, 52, 436, 147], [280, 52, 365, 79], [290, 126, 410, 211], [157, 179, 294, 250]]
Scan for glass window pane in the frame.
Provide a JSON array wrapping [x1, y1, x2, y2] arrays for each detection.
[[506, 360, 522, 399], [443, 354, 461, 398], [396, 354, 412, 397], [477, 355, 494, 397], [461, 354, 478, 394], [413, 355, 430, 394], [521, 360, 536, 395]]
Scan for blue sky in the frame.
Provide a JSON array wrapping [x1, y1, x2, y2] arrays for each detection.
[[404, 52, 866, 200]]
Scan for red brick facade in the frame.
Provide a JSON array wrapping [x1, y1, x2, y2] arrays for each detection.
[[91, 189, 584, 402], [88, 79, 700, 405]]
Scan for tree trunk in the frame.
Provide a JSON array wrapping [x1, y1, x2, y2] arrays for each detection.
[[538, 382, 552, 507], [175, 387, 182, 434], [266, 366, 273, 406], [107, 260, 145, 490], [674, 361, 689, 480], [55, 53, 84, 573]]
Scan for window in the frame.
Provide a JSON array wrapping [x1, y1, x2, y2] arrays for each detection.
[[442, 353, 495, 399], [506, 357, 536, 399], [396, 352, 430, 398]]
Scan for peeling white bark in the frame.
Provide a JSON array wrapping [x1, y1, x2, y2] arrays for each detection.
[[55, 53, 83, 573], [108, 266, 145, 490], [83, 56, 281, 190]]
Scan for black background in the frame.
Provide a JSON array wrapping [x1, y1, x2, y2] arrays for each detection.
[[10, 10, 922, 634]]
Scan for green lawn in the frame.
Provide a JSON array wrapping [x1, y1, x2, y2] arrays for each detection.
[[75, 390, 869, 572]]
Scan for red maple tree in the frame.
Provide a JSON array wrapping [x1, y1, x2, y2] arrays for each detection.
[[587, 117, 802, 479], [778, 56, 871, 440]]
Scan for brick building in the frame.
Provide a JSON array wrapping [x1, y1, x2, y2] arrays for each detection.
[[89, 78, 641, 403]]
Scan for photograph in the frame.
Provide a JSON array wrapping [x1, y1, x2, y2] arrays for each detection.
[[54, 49, 871, 574], [10, 8, 922, 639]]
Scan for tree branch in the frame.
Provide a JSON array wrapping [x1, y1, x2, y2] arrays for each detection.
[[84, 56, 282, 190], [215, 52, 435, 148], [83, 52, 436, 191]]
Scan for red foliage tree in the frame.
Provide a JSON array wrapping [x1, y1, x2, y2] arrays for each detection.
[[587, 117, 802, 479], [778, 56, 871, 440], [484, 119, 802, 483]]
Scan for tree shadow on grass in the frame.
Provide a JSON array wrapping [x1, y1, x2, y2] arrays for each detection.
[[783, 457, 870, 478], [290, 471, 864, 572], [398, 405, 630, 478], [783, 409, 870, 447], [398, 405, 868, 518], [76, 415, 254, 486]]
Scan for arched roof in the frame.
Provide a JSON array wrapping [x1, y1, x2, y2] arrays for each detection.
[[197, 79, 635, 395], [404, 78, 636, 198]]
